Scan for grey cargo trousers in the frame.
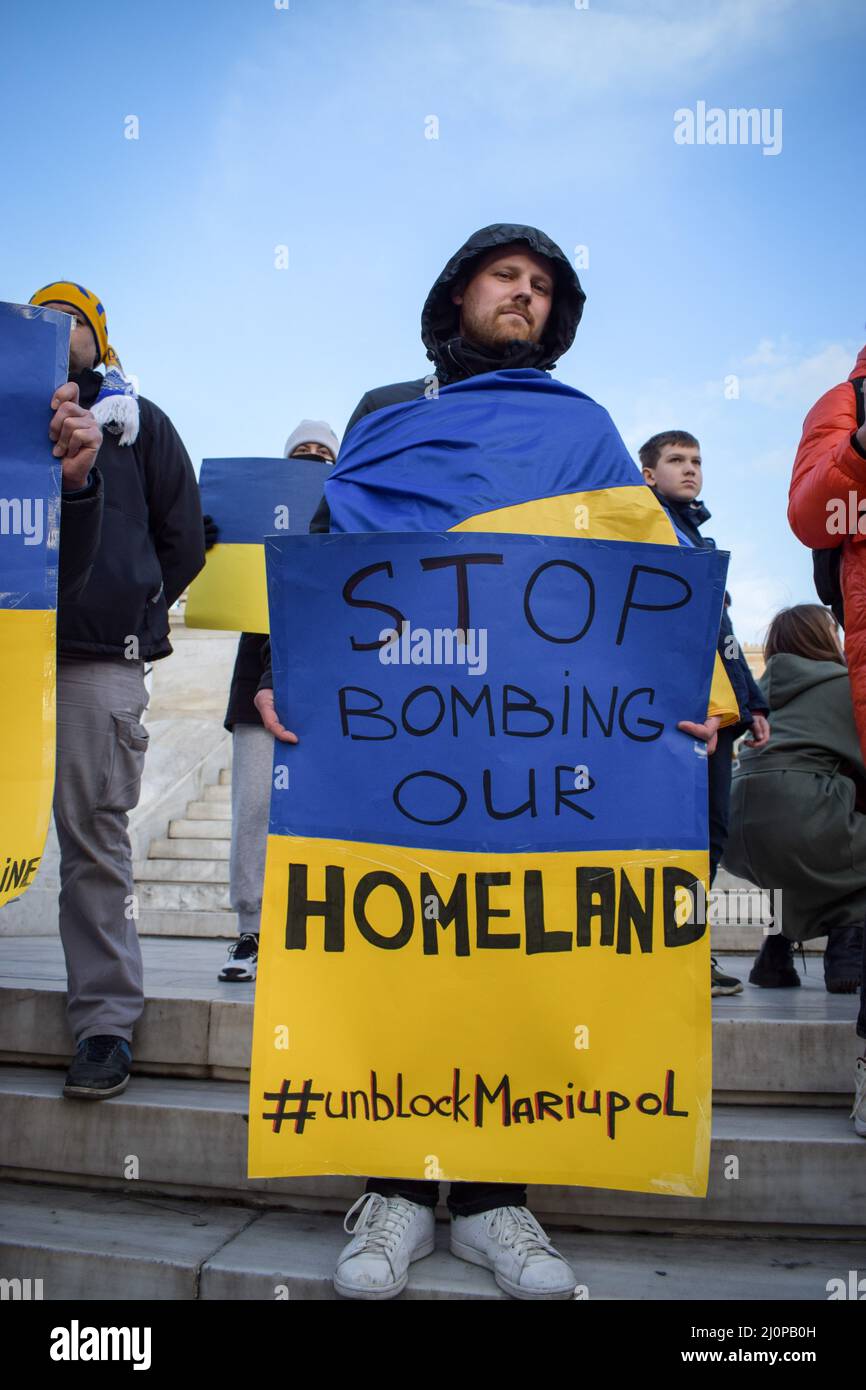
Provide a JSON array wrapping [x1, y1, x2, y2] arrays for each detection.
[[53, 657, 150, 1045], [229, 722, 273, 936]]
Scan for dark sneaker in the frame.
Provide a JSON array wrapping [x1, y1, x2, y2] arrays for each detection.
[[824, 924, 863, 994], [711, 956, 743, 996], [218, 932, 259, 982], [749, 932, 800, 988], [63, 1035, 132, 1100]]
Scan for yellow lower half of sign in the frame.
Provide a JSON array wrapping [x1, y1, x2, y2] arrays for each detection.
[[249, 835, 711, 1195], [184, 543, 269, 633], [0, 608, 56, 908]]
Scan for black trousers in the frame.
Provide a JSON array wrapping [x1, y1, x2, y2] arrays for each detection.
[[365, 1177, 526, 1217], [708, 725, 738, 884], [858, 920, 866, 1041]]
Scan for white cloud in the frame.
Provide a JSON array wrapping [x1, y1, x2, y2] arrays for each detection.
[[742, 339, 784, 368], [737, 340, 858, 412], [463, 0, 803, 93], [616, 337, 861, 460]]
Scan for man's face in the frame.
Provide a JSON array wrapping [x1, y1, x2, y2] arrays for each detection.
[[451, 245, 554, 352], [41, 301, 100, 375], [290, 442, 335, 463], [643, 442, 703, 502]]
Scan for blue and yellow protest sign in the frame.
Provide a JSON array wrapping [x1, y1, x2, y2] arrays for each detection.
[[185, 457, 331, 633], [249, 531, 728, 1193], [0, 301, 68, 908]]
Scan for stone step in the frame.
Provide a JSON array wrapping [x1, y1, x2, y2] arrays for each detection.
[[136, 882, 231, 913], [184, 801, 232, 821], [137, 909, 235, 937], [708, 870, 825, 954], [168, 819, 232, 840], [0, 1067, 861, 1232], [0, 942, 856, 1098], [149, 838, 230, 860], [219, 769, 232, 786], [0, 1179, 859, 1301], [203, 784, 231, 803], [134, 859, 230, 885]]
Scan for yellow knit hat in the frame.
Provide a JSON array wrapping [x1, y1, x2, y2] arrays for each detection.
[[29, 280, 109, 365], [30, 280, 139, 444]]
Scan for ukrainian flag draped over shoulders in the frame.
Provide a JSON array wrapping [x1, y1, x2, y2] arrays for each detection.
[[326, 369, 738, 721]]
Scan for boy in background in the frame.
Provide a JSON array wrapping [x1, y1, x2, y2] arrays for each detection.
[[639, 431, 771, 995]]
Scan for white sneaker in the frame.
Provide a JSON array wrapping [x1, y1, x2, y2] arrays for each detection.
[[852, 1056, 866, 1138], [333, 1193, 435, 1299], [450, 1205, 577, 1300], [218, 933, 258, 982]]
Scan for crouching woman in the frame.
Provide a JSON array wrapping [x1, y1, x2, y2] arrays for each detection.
[[723, 604, 866, 1002]]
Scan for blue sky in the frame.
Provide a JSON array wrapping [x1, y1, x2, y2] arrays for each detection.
[[2, 0, 864, 641]]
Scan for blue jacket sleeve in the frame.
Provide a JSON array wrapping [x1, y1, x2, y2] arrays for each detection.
[[717, 608, 751, 722], [717, 609, 768, 721]]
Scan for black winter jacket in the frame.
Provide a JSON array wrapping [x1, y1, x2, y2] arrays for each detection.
[[225, 631, 268, 730], [652, 489, 767, 725], [59, 370, 205, 660], [59, 467, 103, 602]]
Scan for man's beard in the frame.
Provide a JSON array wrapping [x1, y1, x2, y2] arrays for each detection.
[[461, 302, 536, 353]]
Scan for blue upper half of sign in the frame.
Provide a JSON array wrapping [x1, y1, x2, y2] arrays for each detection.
[[325, 370, 646, 533], [0, 302, 68, 611], [266, 533, 729, 853], [198, 457, 332, 544]]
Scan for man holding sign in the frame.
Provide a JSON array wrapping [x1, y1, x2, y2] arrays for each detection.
[[253, 225, 735, 1299], [27, 281, 204, 1101]]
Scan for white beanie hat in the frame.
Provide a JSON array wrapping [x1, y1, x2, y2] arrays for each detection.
[[283, 419, 340, 461]]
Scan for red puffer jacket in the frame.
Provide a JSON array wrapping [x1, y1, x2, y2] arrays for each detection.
[[788, 345, 866, 760]]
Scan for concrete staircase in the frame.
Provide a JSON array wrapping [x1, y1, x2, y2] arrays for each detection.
[[0, 932, 864, 1300], [133, 767, 236, 939]]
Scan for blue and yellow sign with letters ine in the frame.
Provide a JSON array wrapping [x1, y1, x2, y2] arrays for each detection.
[[0, 302, 68, 908], [249, 370, 732, 1192]]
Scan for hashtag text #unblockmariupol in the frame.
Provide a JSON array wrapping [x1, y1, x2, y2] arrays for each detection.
[[262, 1069, 688, 1140]]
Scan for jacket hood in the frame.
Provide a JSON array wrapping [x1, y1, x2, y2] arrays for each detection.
[[760, 653, 848, 710], [850, 344, 866, 381], [420, 223, 586, 380]]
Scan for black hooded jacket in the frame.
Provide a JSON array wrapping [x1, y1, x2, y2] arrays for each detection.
[[254, 224, 585, 699], [307, 223, 585, 534], [255, 225, 585, 698], [59, 369, 205, 660]]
